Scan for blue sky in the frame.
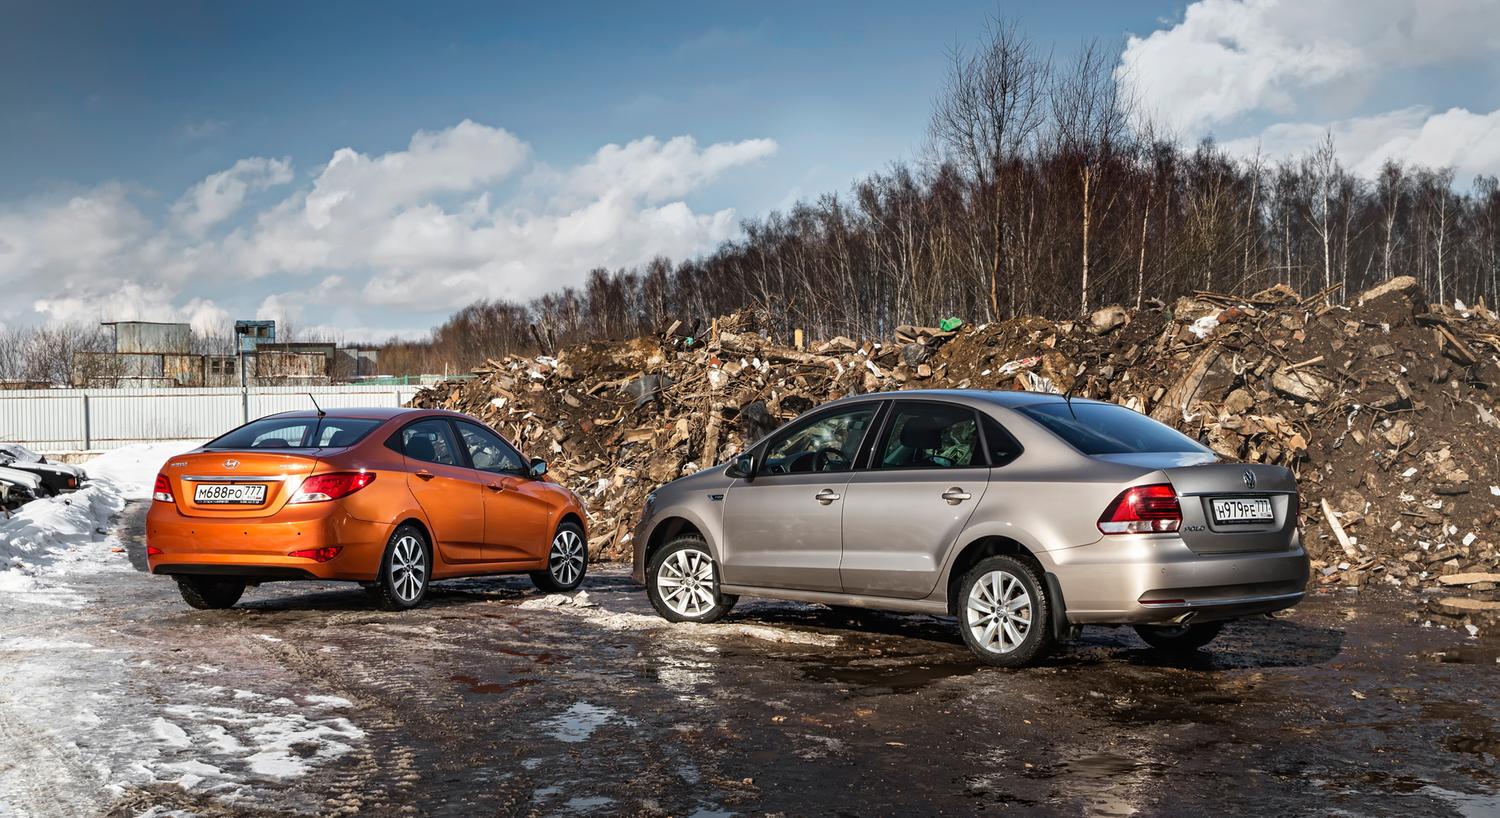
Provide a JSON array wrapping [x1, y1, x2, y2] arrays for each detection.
[[4, 0, 1499, 341]]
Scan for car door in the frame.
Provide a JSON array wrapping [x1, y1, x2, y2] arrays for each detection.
[[719, 401, 884, 593], [453, 420, 553, 563], [839, 401, 996, 599], [395, 418, 486, 563]]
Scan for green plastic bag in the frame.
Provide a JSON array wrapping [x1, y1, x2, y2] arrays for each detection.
[[938, 316, 963, 332]]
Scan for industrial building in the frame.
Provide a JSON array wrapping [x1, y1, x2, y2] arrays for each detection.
[[76, 320, 379, 388]]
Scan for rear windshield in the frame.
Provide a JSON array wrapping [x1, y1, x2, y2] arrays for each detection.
[[1016, 402, 1209, 455], [204, 417, 383, 450]]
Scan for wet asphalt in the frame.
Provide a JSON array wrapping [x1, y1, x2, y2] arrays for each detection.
[[37, 502, 1500, 816]]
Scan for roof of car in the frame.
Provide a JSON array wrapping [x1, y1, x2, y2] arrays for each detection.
[[263, 407, 466, 421], [832, 388, 1106, 409]]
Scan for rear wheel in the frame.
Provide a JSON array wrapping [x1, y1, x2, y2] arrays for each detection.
[[956, 556, 1054, 668], [530, 521, 588, 592], [369, 524, 431, 611], [646, 537, 737, 623], [176, 576, 245, 610], [1134, 621, 1224, 652]]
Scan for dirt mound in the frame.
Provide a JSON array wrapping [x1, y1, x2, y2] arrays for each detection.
[[411, 280, 1500, 630]]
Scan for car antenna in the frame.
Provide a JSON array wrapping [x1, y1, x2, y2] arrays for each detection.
[[307, 393, 325, 417], [1062, 363, 1085, 420]]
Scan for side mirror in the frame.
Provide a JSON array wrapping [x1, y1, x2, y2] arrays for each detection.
[[726, 453, 756, 482], [528, 457, 548, 478]]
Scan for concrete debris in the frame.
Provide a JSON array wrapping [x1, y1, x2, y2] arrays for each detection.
[[411, 281, 1500, 620]]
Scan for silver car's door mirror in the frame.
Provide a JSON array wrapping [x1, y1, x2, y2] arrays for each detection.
[[727, 453, 756, 482]]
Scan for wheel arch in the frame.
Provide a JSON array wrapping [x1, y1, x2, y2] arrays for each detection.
[[644, 515, 708, 567]]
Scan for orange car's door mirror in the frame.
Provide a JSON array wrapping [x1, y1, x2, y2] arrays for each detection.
[[528, 458, 547, 478]]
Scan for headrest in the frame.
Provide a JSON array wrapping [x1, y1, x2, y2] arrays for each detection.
[[405, 435, 437, 462], [899, 418, 943, 450]]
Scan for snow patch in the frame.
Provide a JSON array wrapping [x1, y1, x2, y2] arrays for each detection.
[[518, 594, 841, 646]]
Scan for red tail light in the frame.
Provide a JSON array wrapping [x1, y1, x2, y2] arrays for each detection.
[[1098, 484, 1182, 534], [288, 546, 342, 562], [152, 474, 174, 503], [290, 471, 376, 504], [146, 545, 163, 556]]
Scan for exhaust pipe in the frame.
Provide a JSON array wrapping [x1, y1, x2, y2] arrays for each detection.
[[1169, 611, 1197, 625]]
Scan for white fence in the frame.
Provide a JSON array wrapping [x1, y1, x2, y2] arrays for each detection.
[[0, 385, 423, 451]]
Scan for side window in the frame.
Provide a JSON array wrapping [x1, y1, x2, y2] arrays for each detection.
[[456, 422, 526, 475], [759, 404, 880, 475], [878, 403, 981, 469], [398, 419, 461, 467], [982, 415, 1024, 467]]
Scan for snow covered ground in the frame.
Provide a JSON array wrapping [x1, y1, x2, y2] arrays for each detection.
[[0, 441, 367, 816]]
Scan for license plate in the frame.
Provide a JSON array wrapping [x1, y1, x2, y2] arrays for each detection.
[[193, 483, 267, 505], [1211, 497, 1273, 524]]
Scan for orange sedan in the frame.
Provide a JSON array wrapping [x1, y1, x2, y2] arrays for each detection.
[[146, 408, 588, 610]]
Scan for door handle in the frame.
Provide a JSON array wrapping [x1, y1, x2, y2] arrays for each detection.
[[941, 487, 972, 505], [415, 470, 435, 481], [815, 489, 842, 505], [486, 482, 505, 492]]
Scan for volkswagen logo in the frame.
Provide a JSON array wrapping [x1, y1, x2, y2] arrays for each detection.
[[223, 459, 240, 470], [1242, 469, 1256, 489]]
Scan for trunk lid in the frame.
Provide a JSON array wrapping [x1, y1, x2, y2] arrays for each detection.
[[166, 451, 322, 519], [1095, 454, 1299, 554]]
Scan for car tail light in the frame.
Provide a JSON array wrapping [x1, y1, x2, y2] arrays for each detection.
[[146, 545, 163, 556], [288, 546, 342, 562], [290, 471, 376, 503], [153, 474, 174, 503], [1098, 484, 1182, 534]]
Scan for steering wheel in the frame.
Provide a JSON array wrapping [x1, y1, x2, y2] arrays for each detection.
[[813, 448, 851, 472]]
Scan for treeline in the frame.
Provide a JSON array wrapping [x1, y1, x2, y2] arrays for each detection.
[[382, 20, 1500, 374]]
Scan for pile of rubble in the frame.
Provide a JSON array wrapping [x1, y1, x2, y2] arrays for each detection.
[[411, 276, 1500, 632]]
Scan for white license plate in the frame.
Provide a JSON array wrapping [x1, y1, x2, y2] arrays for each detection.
[[194, 483, 267, 505], [1211, 497, 1273, 524]]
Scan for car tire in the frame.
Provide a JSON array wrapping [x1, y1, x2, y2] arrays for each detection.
[[1134, 621, 1224, 652], [368, 523, 432, 611], [956, 555, 1054, 668], [530, 520, 588, 592], [646, 536, 737, 623], [176, 576, 246, 610]]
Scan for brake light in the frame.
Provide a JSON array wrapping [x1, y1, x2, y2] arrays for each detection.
[[288, 546, 342, 562], [290, 471, 376, 503], [1098, 484, 1182, 534], [152, 474, 173, 503]]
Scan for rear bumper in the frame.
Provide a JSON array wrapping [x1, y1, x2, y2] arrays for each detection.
[[1040, 531, 1310, 626], [145, 500, 394, 582]]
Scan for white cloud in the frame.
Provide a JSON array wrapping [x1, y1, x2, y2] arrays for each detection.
[[33, 282, 228, 336], [2, 120, 777, 333], [1223, 105, 1500, 179], [1120, 0, 1500, 135], [172, 157, 294, 235]]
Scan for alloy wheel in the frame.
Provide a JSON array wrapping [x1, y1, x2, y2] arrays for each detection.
[[656, 548, 717, 617], [965, 570, 1032, 654], [391, 534, 427, 603], [549, 529, 586, 585]]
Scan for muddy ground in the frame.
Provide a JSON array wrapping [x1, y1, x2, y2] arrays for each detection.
[[4, 500, 1499, 818]]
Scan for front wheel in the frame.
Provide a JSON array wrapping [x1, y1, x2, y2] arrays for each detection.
[[1134, 621, 1224, 652], [956, 556, 1054, 668], [176, 576, 246, 610], [368, 524, 431, 611], [646, 537, 737, 623], [530, 521, 588, 592]]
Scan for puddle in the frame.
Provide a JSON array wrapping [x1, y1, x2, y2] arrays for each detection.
[[450, 674, 534, 695], [543, 702, 635, 743], [799, 657, 975, 694]]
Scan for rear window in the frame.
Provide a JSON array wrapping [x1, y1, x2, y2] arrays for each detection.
[[1016, 402, 1208, 455], [204, 417, 383, 450]]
